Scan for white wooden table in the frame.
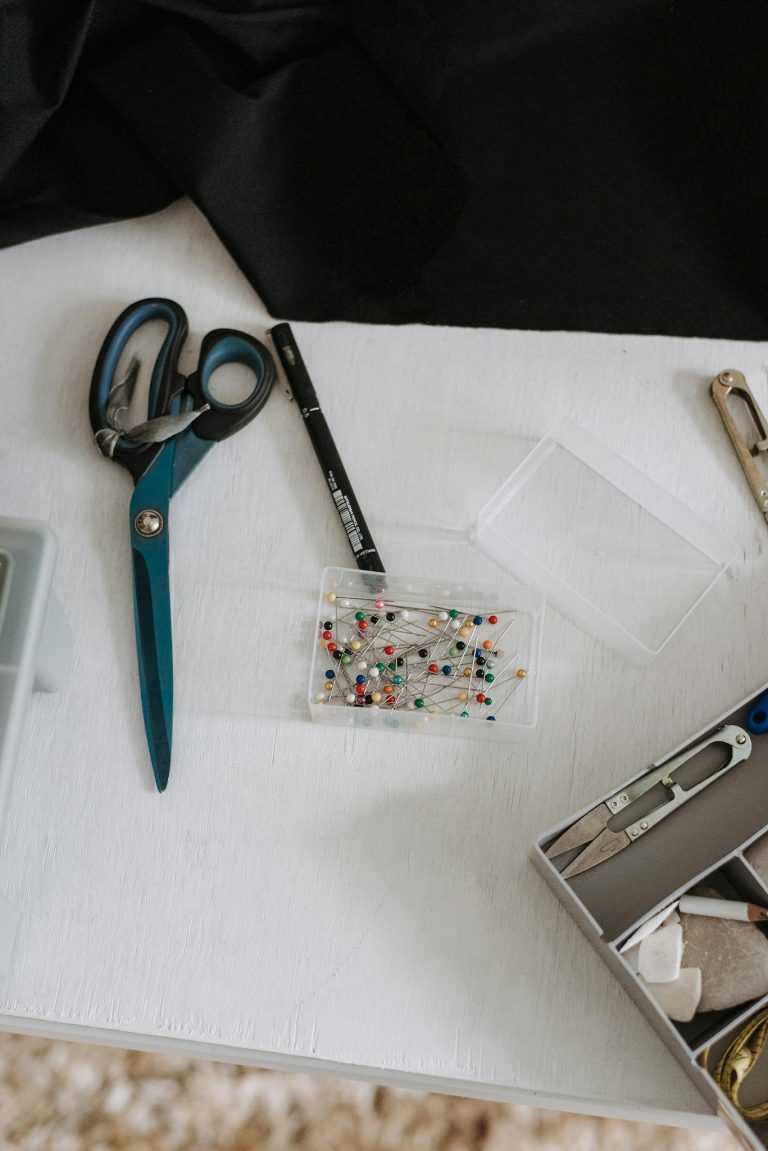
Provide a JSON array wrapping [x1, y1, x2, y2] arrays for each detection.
[[2, 199, 767, 1128]]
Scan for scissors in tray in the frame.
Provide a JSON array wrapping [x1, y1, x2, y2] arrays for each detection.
[[545, 725, 752, 880]]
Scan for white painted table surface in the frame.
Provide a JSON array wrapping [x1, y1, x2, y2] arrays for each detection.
[[2, 198, 767, 1128]]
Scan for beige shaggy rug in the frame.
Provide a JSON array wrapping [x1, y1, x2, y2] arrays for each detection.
[[0, 1034, 740, 1151]]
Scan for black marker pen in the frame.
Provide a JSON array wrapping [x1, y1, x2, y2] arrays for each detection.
[[269, 323, 386, 576]]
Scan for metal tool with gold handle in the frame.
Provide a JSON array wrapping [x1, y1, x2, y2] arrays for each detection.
[[712, 369, 768, 526]]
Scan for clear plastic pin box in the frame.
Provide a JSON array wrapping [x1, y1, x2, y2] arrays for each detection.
[[308, 567, 544, 739]]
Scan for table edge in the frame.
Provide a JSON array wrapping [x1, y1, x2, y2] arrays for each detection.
[[0, 1012, 717, 1129]]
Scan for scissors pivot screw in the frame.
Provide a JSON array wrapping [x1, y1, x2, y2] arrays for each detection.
[[134, 509, 164, 538]]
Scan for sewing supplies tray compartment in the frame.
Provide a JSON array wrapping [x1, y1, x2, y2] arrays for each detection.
[[0, 518, 71, 975], [309, 567, 544, 738], [0, 518, 70, 802], [533, 685, 768, 1150]]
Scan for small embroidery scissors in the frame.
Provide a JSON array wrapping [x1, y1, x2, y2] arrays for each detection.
[[545, 725, 752, 879], [90, 298, 275, 791]]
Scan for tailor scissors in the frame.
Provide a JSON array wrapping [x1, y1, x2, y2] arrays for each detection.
[[90, 298, 275, 791], [545, 725, 752, 879]]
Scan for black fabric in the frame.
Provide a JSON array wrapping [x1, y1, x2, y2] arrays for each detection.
[[1, 1, 767, 338]]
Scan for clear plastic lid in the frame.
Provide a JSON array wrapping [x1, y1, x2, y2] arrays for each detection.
[[472, 418, 738, 665]]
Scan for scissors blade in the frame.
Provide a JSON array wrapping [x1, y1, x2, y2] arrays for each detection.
[[129, 457, 175, 792], [545, 803, 612, 860], [560, 827, 632, 879], [131, 544, 173, 791]]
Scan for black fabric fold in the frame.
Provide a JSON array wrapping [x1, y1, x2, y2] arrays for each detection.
[[89, 17, 463, 319], [0, 1, 767, 338]]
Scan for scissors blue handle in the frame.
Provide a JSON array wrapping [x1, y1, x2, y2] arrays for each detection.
[[90, 298, 274, 480], [747, 691, 768, 735], [90, 298, 275, 791]]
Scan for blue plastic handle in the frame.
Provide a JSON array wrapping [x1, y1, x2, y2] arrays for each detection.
[[747, 690, 768, 734], [89, 298, 188, 482], [189, 329, 275, 442]]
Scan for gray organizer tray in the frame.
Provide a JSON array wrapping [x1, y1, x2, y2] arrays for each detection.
[[534, 685, 768, 1150], [0, 517, 70, 976]]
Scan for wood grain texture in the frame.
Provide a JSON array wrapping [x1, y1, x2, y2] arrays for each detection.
[[2, 199, 767, 1124]]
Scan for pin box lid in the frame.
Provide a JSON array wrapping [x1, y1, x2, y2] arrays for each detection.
[[471, 417, 738, 666]]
